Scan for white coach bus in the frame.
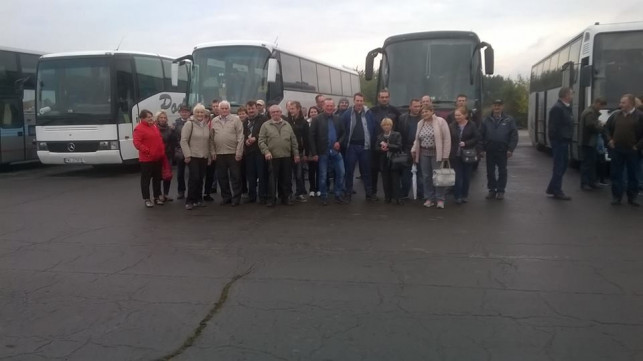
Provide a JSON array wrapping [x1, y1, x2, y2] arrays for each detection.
[[36, 51, 188, 165], [172, 41, 360, 111], [528, 21, 643, 162]]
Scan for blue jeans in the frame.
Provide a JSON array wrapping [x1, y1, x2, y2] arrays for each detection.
[[486, 149, 508, 192], [344, 144, 372, 197], [610, 148, 639, 201], [546, 140, 569, 195], [318, 150, 345, 199], [420, 155, 445, 201], [452, 157, 473, 199]]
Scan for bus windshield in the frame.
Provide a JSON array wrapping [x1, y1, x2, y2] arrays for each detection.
[[383, 38, 479, 108], [593, 31, 643, 108], [37, 57, 112, 125], [190, 46, 270, 107]]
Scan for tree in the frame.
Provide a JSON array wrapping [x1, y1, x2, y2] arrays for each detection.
[[482, 75, 529, 128], [357, 68, 378, 107]]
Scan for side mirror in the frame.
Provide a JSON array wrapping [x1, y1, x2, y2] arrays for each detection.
[[484, 46, 494, 75], [267, 58, 278, 83], [580, 65, 592, 87], [171, 63, 179, 87], [365, 48, 383, 81]]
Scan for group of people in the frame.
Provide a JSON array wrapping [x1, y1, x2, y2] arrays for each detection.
[[133, 89, 523, 210], [555, 89, 643, 206]]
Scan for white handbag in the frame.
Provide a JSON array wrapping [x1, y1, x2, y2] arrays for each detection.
[[432, 160, 456, 187]]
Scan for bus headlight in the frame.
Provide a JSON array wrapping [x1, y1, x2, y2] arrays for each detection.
[[38, 142, 48, 151], [99, 141, 120, 150]]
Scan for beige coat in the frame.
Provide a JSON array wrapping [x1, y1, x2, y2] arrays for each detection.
[[180, 119, 212, 160], [210, 114, 244, 158], [411, 115, 451, 163]]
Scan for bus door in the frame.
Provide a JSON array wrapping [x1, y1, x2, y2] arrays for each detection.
[[22, 89, 37, 161], [115, 57, 137, 161], [0, 96, 24, 163]]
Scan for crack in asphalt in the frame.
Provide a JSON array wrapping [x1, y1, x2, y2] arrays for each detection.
[[153, 266, 253, 361]]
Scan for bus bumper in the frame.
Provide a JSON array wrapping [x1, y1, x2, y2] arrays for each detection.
[[37, 150, 124, 165]]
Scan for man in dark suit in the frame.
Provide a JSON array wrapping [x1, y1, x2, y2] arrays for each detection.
[[546, 87, 574, 200], [309, 99, 347, 205]]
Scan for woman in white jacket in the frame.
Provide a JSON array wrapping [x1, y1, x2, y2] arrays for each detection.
[[411, 105, 451, 208]]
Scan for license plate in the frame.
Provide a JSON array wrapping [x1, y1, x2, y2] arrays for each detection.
[[64, 157, 84, 164]]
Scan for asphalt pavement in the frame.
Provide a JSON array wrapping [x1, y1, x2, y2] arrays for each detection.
[[1, 132, 642, 361]]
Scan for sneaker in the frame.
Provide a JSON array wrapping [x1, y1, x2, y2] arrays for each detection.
[[335, 196, 348, 204], [177, 192, 185, 200], [320, 198, 328, 206], [437, 200, 445, 209], [316, 191, 321, 197], [485, 191, 496, 200], [203, 194, 214, 202], [195, 202, 207, 207], [423, 200, 435, 208], [611, 198, 622, 206], [266, 201, 275, 208], [495, 192, 505, 200], [581, 184, 593, 191], [462, 198, 468, 203], [309, 191, 315, 197], [552, 193, 572, 201], [455, 198, 463, 204], [282, 199, 295, 206], [366, 194, 379, 202], [162, 195, 173, 202], [185, 203, 193, 210], [144, 199, 154, 208], [296, 195, 307, 202], [154, 199, 165, 206]]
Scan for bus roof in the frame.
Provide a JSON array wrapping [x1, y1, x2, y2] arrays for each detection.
[[193, 40, 358, 75], [41, 50, 175, 60], [0, 46, 46, 55], [531, 21, 643, 68], [382, 31, 482, 47]]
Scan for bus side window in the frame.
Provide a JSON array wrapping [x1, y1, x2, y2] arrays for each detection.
[[115, 58, 134, 124]]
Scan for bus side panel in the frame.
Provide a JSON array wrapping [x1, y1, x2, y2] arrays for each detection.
[[121, 91, 185, 161], [23, 89, 38, 161], [535, 91, 547, 148], [544, 88, 562, 148], [0, 98, 24, 163], [528, 92, 537, 146]]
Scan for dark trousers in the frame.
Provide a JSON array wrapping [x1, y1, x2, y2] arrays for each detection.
[[401, 161, 423, 199], [162, 154, 172, 196], [381, 161, 401, 201], [610, 148, 640, 201], [204, 161, 217, 195], [239, 157, 247, 194], [216, 154, 242, 203], [452, 157, 473, 199], [187, 158, 207, 204], [344, 145, 373, 197], [176, 158, 187, 194], [246, 152, 267, 201], [293, 160, 306, 196], [308, 161, 318, 193], [486, 149, 508, 192], [370, 150, 381, 195], [268, 157, 293, 203], [546, 140, 569, 195], [580, 146, 598, 186], [140, 160, 162, 200]]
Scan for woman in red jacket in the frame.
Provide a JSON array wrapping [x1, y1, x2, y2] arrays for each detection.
[[133, 109, 166, 207]]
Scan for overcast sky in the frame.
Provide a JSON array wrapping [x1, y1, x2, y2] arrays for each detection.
[[2, 0, 641, 78]]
